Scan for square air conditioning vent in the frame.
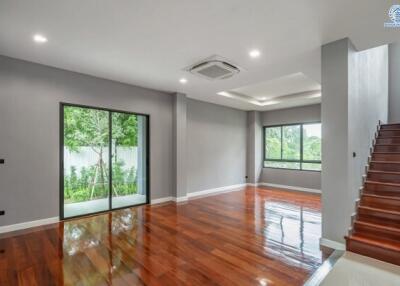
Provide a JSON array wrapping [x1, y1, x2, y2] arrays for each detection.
[[186, 56, 241, 80]]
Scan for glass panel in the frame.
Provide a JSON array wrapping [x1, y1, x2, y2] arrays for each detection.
[[303, 123, 322, 161], [282, 125, 301, 160], [111, 112, 147, 208], [265, 127, 281, 159], [302, 163, 321, 171], [264, 161, 301, 170], [63, 106, 110, 218]]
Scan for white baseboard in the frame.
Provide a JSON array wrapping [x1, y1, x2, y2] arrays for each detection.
[[174, 196, 188, 203], [188, 183, 247, 199], [151, 197, 174, 204], [150, 184, 247, 205], [320, 238, 346, 250], [151, 196, 189, 204], [259, 182, 321, 194], [247, 183, 258, 187], [0, 217, 59, 234]]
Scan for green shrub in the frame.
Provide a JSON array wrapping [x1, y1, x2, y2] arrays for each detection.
[[70, 188, 90, 202], [64, 162, 138, 203]]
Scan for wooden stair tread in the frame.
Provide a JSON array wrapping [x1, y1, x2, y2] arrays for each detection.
[[359, 206, 400, 216], [379, 129, 400, 131], [354, 220, 400, 234], [370, 160, 400, 164], [347, 234, 400, 251], [376, 137, 400, 140], [365, 180, 400, 187], [362, 193, 400, 201], [368, 170, 400, 175], [378, 137, 400, 139]]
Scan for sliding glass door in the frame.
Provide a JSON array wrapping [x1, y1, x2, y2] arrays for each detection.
[[61, 103, 149, 219], [111, 112, 147, 209]]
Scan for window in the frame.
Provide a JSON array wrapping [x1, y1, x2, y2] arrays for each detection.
[[264, 123, 321, 171]]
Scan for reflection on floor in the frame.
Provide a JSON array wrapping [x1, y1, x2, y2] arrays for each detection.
[[321, 252, 400, 286], [0, 187, 331, 285], [64, 194, 146, 217]]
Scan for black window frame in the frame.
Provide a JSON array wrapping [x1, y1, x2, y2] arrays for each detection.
[[263, 122, 321, 172]]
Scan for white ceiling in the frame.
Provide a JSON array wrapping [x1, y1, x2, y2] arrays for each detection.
[[220, 72, 321, 110], [0, 1, 398, 111], [231, 73, 320, 101]]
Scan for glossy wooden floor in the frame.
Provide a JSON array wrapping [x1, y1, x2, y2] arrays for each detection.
[[0, 187, 332, 286]]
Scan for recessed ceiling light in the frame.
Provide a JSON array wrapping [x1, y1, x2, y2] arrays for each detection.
[[249, 49, 261, 58], [179, 78, 187, 84], [217, 91, 233, 98], [33, 34, 48, 43], [263, 100, 280, 106], [250, 100, 280, 106], [308, 93, 321, 98]]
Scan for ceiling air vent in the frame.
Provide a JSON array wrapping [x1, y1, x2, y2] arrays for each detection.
[[186, 56, 240, 80]]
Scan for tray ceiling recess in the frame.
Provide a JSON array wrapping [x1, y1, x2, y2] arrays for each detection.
[[217, 72, 322, 110]]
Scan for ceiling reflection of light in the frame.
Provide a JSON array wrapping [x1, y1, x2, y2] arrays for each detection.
[[257, 277, 269, 286]]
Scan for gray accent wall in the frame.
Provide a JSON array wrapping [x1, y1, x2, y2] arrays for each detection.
[[262, 104, 321, 126], [321, 39, 388, 244], [0, 56, 174, 226], [260, 104, 321, 190], [347, 42, 388, 224], [186, 99, 247, 193], [321, 39, 350, 245], [172, 93, 187, 198], [246, 111, 262, 185], [389, 42, 400, 123]]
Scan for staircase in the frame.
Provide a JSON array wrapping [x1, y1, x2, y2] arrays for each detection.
[[346, 123, 400, 266]]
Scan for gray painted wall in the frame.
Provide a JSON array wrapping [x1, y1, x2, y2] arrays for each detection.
[[0, 56, 174, 226], [173, 93, 187, 198], [246, 111, 262, 185], [186, 99, 247, 193], [347, 43, 388, 228], [389, 42, 400, 123], [321, 39, 388, 244], [260, 104, 321, 190], [321, 39, 352, 244], [262, 104, 321, 126]]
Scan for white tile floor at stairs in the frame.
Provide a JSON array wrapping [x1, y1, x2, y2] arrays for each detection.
[[320, 252, 400, 286]]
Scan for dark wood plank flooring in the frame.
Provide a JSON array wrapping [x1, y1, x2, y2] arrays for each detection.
[[0, 187, 332, 285]]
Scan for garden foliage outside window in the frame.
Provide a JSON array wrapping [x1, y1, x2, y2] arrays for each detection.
[[264, 123, 321, 171]]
